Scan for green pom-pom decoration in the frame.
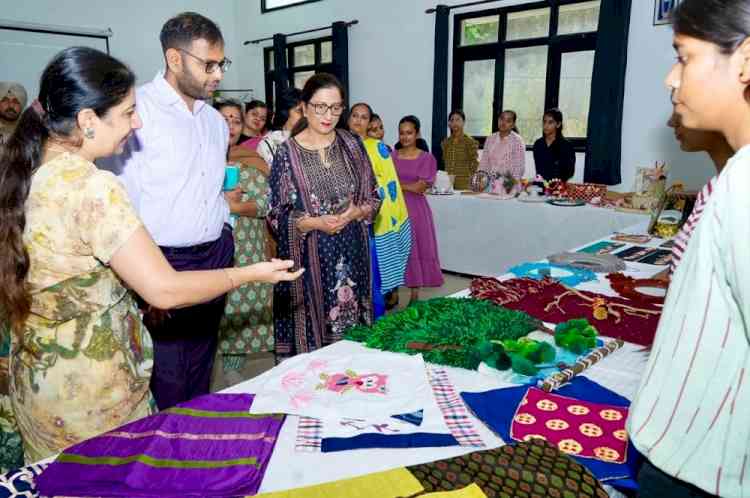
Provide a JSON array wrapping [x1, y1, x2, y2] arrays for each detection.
[[554, 319, 598, 354], [344, 298, 541, 370]]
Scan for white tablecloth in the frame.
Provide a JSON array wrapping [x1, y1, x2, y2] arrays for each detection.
[[427, 194, 647, 276]]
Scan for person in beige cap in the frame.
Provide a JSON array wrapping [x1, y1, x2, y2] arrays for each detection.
[[0, 81, 27, 146]]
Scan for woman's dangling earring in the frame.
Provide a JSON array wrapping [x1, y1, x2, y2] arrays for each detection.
[[84, 128, 95, 140]]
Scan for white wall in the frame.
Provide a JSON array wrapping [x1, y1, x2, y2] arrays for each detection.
[[1, 0, 241, 89]]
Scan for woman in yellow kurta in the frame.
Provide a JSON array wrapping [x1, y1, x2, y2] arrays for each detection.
[[441, 110, 479, 190], [347, 103, 411, 312], [0, 47, 302, 462]]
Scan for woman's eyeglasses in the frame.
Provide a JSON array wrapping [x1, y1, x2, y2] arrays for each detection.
[[308, 102, 346, 116]]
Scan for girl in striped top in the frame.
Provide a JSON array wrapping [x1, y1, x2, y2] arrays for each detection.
[[627, 1, 750, 496], [665, 112, 733, 277]]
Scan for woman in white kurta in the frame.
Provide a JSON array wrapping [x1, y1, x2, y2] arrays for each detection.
[[626, 1, 750, 496]]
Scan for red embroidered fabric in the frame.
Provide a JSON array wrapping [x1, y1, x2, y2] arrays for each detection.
[[470, 277, 662, 346]]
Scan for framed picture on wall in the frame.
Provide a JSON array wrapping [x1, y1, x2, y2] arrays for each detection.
[[654, 0, 682, 25], [262, 0, 322, 13]]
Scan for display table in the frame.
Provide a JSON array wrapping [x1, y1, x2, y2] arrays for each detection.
[[427, 194, 647, 276], [226, 338, 649, 494], [13, 223, 662, 498]]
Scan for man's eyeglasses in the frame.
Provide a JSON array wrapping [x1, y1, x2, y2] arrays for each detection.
[[177, 48, 232, 74], [308, 102, 346, 116]]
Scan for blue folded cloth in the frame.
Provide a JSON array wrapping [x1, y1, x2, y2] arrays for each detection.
[[461, 376, 643, 491]]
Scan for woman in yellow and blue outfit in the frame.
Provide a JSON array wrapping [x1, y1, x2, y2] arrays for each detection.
[[348, 103, 411, 316]]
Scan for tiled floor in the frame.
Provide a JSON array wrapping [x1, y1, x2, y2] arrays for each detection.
[[210, 272, 474, 391]]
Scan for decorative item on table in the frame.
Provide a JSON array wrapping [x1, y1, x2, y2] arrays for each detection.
[[635, 248, 672, 266], [554, 319, 598, 354], [517, 179, 548, 203], [485, 171, 518, 198], [470, 277, 662, 346], [566, 182, 608, 203], [344, 297, 542, 370], [615, 161, 669, 214], [577, 241, 626, 256], [461, 376, 643, 490], [469, 170, 492, 193], [607, 273, 667, 305], [539, 176, 567, 198], [548, 251, 627, 274], [611, 233, 653, 244], [510, 387, 630, 464], [546, 197, 586, 207], [299, 368, 484, 454], [647, 184, 697, 239], [475, 337, 557, 376], [508, 261, 597, 287], [248, 352, 430, 421], [612, 245, 664, 264], [429, 170, 455, 195], [539, 339, 625, 392]]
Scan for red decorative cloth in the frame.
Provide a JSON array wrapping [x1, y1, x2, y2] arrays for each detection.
[[470, 277, 661, 346]]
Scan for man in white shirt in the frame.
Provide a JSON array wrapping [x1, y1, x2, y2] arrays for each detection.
[[102, 12, 235, 409]]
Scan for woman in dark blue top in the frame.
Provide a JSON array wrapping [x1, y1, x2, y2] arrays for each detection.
[[532, 108, 576, 182]]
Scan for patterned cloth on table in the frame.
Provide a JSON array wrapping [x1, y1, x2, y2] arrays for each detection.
[[363, 138, 412, 295], [294, 368, 483, 453], [267, 130, 381, 357], [441, 133, 479, 190], [249, 352, 430, 422], [219, 162, 274, 366], [510, 387, 629, 464], [461, 376, 643, 490], [407, 439, 610, 498], [35, 394, 284, 498], [470, 277, 662, 347], [12, 152, 154, 463]]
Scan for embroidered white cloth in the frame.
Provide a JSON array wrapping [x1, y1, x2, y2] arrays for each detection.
[[249, 352, 431, 422]]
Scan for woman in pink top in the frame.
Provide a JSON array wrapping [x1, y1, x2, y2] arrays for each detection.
[[478, 110, 525, 180], [240, 100, 268, 150]]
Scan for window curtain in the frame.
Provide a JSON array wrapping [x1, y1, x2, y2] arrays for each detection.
[[332, 21, 350, 107], [272, 33, 289, 97], [431, 5, 450, 170], [583, 0, 632, 185]]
